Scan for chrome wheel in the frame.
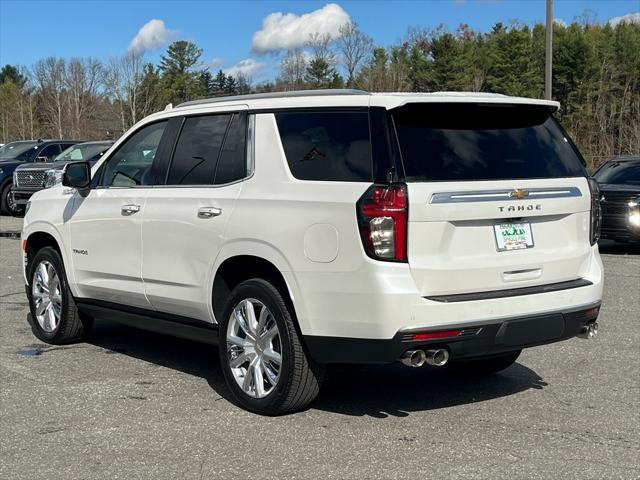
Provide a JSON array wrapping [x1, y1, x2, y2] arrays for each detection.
[[226, 298, 282, 399], [32, 260, 62, 333]]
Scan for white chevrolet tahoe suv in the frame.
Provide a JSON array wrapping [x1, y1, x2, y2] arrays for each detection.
[[21, 90, 603, 415]]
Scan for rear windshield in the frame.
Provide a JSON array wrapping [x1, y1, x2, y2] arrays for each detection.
[[593, 160, 640, 186], [392, 103, 586, 181]]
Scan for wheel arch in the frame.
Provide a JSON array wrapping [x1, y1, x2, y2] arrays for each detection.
[[24, 231, 62, 257], [23, 223, 75, 292], [211, 246, 309, 334]]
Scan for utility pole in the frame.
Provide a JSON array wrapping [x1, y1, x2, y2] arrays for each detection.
[[545, 0, 553, 99]]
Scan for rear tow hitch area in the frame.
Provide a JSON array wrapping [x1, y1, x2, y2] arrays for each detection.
[[400, 348, 449, 368], [577, 322, 599, 340]]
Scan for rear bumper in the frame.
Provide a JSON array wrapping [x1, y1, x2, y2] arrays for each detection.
[[292, 244, 604, 340], [305, 302, 601, 364], [11, 188, 39, 205]]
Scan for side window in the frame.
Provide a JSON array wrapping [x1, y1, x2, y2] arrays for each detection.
[[39, 144, 61, 161], [167, 114, 231, 185], [69, 148, 84, 160], [101, 121, 167, 187], [275, 110, 372, 182], [214, 113, 247, 184]]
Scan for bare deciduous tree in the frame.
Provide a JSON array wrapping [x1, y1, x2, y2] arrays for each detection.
[[104, 52, 151, 133], [66, 58, 103, 138], [306, 32, 336, 66], [337, 22, 373, 86], [33, 57, 67, 139], [279, 49, 308, 90]]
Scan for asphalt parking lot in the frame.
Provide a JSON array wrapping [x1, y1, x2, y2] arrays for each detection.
[[1, 227, 639, 479]]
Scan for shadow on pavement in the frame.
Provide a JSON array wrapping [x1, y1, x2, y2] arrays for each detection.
[[88, 319, 231, 400], [314, 362, 545, 418], [86, 319, 546, 417], [598, 240, 640, 255]]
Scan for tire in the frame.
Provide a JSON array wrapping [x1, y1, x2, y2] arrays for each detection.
[[447, 350, 521, 375], [1, 181, 25, 216], [0, 182, 16, 216], [219, 278, 324, 415], [26, 246, 93, 344]]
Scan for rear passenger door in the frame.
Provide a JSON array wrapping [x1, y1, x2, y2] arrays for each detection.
[[142, 108, 249, 322]]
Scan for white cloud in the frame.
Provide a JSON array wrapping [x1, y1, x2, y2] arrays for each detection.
[[201, 58, 225, 70], [251, 3, 351, 53], [554, 18, 567, 27], [608, 12, 640, 27], [209, 58, 225, 68], [128, 19, 175, 55], [224, 58, 265, 78]]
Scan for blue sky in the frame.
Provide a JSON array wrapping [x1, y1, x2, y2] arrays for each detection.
[[1, 0, 638, 80]]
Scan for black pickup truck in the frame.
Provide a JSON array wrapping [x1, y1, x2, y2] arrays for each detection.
[[0, 139, 81, 215], [593, 155, 640, 244], [11, 141, 113, 214]]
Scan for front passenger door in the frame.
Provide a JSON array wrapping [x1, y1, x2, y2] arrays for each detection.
[[68, 120, 172, 308]]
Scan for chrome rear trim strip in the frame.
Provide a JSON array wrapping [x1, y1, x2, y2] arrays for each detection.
[[430, 186, 582, 204]]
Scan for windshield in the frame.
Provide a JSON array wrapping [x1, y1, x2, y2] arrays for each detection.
[[55, 143, 111, 162], [594, 160, 640, 186], [0, 142, 38, 161], [392, 103, 587, 181]]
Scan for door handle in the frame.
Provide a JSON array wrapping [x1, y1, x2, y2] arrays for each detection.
[[121, 204, 141, 215], [198, 206, 222, 219]]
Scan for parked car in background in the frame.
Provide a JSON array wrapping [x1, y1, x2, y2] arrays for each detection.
[[0, 139, 81, 215], [11, 141, 114, 212], [593, 155, 640, 244]]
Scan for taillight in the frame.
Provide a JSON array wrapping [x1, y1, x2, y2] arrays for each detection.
[[588, 177, 601, 246], [357, 184, 408, 262]]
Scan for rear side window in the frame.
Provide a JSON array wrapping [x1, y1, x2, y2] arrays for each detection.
[[214, 113, 247, 185], [167, 114, 231, 185], [275, 110, 372, 182], [392, 103, 586, 181]]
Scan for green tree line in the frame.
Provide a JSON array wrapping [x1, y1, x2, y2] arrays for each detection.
[[1, 19, 638, 169]]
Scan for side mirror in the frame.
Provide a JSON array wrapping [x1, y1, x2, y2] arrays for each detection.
[[62, 161, 91, 191]]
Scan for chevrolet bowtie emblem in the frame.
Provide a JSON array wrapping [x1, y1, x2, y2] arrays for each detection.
[[510, 188, 530, 200]]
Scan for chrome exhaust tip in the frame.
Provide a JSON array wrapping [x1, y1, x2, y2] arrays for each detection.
[[578, 322, 598, 340], [400, 349, 427, 368], [425, 348, 449, 367]]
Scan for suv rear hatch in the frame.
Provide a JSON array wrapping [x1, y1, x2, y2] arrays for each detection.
[[391, 102, 593, 298]]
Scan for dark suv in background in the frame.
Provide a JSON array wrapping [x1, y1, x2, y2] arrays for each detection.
[[0, 139, 80, 215], [593, 155, 640, 244], [11, 141, 113, 211]]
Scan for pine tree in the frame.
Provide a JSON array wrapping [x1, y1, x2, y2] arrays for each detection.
[[211, 69, 228, 94], [305, 58, 336, 88], [158, 41, 203, 104]]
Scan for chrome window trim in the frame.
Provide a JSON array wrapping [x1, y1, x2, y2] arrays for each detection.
[[430, 186, 582, 204], [247, 114, 255, 176], [93, 114, 255, 191]]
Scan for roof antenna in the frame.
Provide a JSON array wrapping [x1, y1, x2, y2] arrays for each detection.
[[164, 103, 173, 111]]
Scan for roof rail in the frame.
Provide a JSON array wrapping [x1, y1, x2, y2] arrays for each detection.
[[176, 89, 369, 108]]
